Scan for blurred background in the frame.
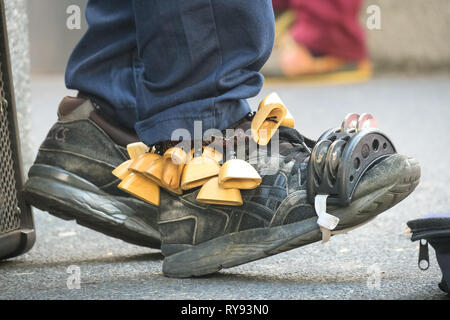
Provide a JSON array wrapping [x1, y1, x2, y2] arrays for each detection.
[[2, 0, 450, 299], [27, 0, 450, 74]]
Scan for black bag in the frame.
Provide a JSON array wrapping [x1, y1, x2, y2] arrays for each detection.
[[0, 0, 35, 260], [407, 213, 450, 294]]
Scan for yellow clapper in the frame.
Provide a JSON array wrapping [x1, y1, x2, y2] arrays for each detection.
[[115, 142, 160, 206], [181, 146, 222, 190], [161, 147, 187, 195], [196, 177, 243, 206], [251, 92, 288, 145], [218, 151, 261, 190]]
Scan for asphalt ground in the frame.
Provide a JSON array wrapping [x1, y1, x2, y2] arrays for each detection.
[[1, 74, 449, 300]]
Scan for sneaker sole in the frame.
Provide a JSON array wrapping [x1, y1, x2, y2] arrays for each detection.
[[23, 164, 161, 248], [162, 154, 420, 277]]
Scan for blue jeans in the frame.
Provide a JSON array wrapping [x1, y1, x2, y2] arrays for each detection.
[[66, 0, 275, 145]]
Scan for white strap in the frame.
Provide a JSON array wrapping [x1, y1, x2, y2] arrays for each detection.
[[315, 195, 340, 243]]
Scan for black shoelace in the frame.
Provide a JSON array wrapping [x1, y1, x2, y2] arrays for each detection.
[[151, 112, 316, 164], [278, 126, 315, 163]]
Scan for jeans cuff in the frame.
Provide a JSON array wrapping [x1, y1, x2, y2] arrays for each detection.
[[135, 101, 251, 145]]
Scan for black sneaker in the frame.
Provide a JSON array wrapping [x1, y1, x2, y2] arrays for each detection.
[[157, 122, 420, 278], [23, 95, 161, 248]]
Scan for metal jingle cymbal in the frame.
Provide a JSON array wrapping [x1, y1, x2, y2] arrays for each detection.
[[357, 113, 378, 131], [341, 113, 360, 132]]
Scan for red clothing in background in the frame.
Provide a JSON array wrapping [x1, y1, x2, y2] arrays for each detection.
[[273, 0, 367, 61]]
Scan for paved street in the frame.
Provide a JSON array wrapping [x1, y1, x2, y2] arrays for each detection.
[[1, 74, 449, 300]]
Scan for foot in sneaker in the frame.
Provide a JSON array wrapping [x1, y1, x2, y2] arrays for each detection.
[[143, 104, 421, 278], [23, 95, 161, 248]]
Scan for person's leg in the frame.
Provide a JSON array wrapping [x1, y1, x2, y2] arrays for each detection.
[[65, 0, 141, 130], [289, 0, 367, 61], [132, 0, 275, 146], [67, 1, 275, 146]]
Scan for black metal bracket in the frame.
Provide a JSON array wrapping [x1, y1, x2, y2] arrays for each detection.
[[307, 126, 396, 206]]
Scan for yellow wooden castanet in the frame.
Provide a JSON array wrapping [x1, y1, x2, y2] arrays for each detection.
[[129, 153, 161, 175], [112, 160, 133, 180], [281, 108, 295, 128], [144, 157, 182, 195], [118, 172, 160, 206], [181, 156, 220, 190], [164, 185, 183, 195], [127, 142, 150, 159], [162, 147, 187, 191], [196, 177, 243, 206], [218, 159, 261, 190], [188, 146, 223, 163], [251, 92, 287, 145], [202, 146, 223, 163], [143, 157, 164, 185], [123, 152, 181, 195]]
